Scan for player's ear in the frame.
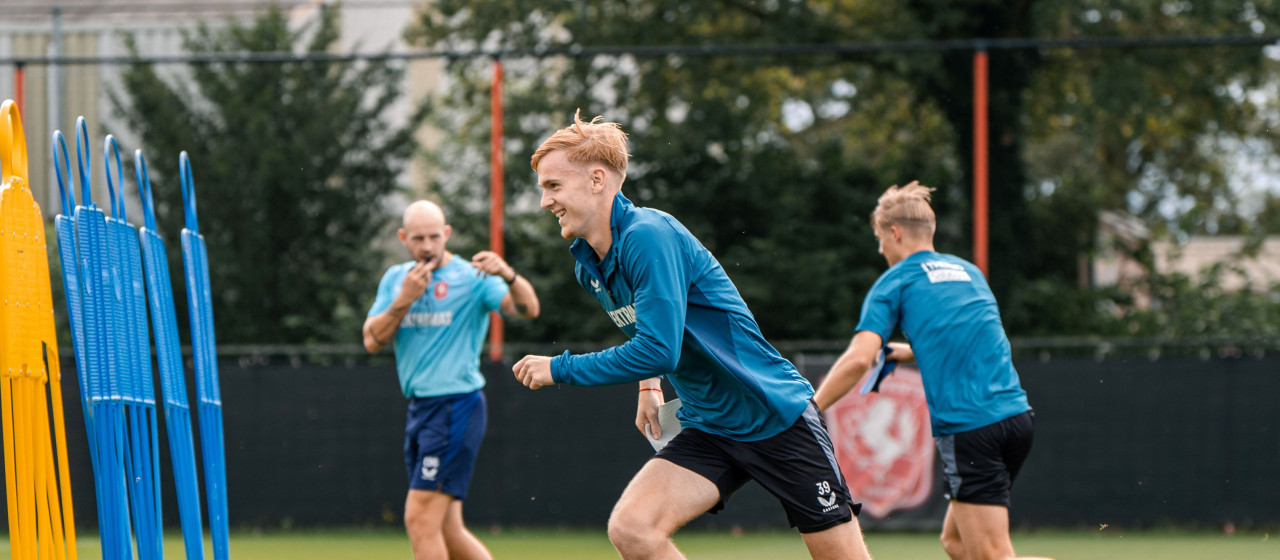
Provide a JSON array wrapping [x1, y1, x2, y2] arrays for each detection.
[[589, 167, 607, 194], [397, 228, 408, 244]]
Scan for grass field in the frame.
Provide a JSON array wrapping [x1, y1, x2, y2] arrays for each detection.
[[5, 527, 1274, 559]]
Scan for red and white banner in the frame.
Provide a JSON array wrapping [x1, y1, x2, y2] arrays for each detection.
[[824, 366, 934, 519]]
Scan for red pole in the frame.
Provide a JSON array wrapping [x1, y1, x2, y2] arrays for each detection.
[[13, 62, 25, 117], [487, 58, 506, 362], [972, 48, 989, 277]]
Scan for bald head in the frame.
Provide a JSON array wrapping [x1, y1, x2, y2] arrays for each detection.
[[398, 200, 452, 266], [403, 200, 447, 229]]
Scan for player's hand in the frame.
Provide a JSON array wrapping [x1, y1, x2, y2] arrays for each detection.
[[471, 251, 514, 282], [636, 390, 663, 440], [397, 259, 434, 304], [512, 355, 556, 390]]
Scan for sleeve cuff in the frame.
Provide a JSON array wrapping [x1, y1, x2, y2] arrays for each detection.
[[550, 350, 573, 385]]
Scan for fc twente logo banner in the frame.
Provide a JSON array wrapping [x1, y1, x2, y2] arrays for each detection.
[[824, 365, 933, 519]]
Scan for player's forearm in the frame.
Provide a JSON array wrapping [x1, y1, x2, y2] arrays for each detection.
[[553, 338, 680, 386], [362, 300, 412, 353], [887, 342, 915, 363], [814, 370, 858, 412], [507, 275, 541, 319], [813, 349, 872, 411]]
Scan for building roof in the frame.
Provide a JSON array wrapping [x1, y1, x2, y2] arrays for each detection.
[[1152, 236, 1280, 291], [0, 1, 316, 22]]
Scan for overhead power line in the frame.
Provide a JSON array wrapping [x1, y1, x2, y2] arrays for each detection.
[[1, 34, 1277, 67]]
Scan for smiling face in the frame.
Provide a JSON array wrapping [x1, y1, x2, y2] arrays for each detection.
[[536, 149, 611, 245], [398, 201, 452, 267]]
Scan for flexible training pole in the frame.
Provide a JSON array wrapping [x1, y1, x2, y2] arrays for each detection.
[[1, 99, 77, 560], [54, 117, 134, 560], [104, 135, 164, 560], [180, 151, 231, 560], [51, 128, 94, 559], [137, 148, 206, 560]]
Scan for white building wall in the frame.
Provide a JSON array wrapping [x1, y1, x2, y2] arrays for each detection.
[[0, 0, 436, 220]]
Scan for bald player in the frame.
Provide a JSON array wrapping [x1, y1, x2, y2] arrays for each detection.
[[364, 200, 540, 560]]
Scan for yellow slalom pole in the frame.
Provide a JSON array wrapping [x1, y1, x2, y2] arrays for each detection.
[[48, 346, 77, 560], [33, 112, 78, 560], [0, 95, 37, 560], [35, 170, 76, 560], [1, 358, 18, 552], [0, 98, 76, 560], [0, 98, 20, 552]]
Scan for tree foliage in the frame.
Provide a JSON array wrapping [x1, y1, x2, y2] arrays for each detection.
[[410, 0, 1280, 344], [113, 5, 425, 344], [1013, 0, 1280, 333], [1121, 265, 1280, 339], [409, 0, 957, 345]]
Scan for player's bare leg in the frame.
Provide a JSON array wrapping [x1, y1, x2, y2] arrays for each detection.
[[404, 489, 453, 560], [940, 503, 968, 560], [441, 499, 492, 560], [944, 501, 1054, 560], [607, 458, 720, 559], [799, 504, 873, 560], [948, 501, 1014, 560]]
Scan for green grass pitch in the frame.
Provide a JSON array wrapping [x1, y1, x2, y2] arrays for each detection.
[[3, 527, 1274, 559]]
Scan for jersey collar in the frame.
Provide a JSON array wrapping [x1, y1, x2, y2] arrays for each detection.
[[569, 191, 633, 281]]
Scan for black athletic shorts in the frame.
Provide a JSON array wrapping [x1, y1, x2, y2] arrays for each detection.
[[654, 401, 861, 533], [936, 409, 1035, 508]]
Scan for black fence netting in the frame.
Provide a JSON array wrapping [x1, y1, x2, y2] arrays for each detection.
[[2, 342, 1277, 532]]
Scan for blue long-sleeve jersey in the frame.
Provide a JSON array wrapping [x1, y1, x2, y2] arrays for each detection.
[[549, 193, 814, 441]]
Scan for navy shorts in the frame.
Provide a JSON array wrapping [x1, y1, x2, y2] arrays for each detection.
[[404, 390, 487, 499], [937, 409, 1034, 508], [655, 401, 861, 533]]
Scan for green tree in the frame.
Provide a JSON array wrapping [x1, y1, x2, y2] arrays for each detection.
[[815, 0, 1279, 334], [112, 5, 425, 344], [1119, 265, 1280, 339], [1257, 192, 1280, 235], [409, 0, 1280, 343], [1011, 0, 1280, 333], [409, 1, 956, 345]]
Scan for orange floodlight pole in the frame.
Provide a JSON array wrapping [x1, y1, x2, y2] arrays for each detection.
[[487, 58, 506, 362], [972, 46, 989, 277], [13, 62, 25, 116]]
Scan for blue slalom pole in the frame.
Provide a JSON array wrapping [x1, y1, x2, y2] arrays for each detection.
[[104, 135, 164, 560], [137, 148, 206, 560], [180, 152, 231, 560], [66, 118, 133, 560], [51, 128, 114, 560]]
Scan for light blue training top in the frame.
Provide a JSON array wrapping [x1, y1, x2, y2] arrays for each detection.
[[550, 192, 814, 442], [857, 250, 1030, 436], [369, 256, 508, 398]]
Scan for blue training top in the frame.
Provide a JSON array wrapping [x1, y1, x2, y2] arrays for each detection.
[[369, 256, 509, 398], [857, 250, 1030, 436], [550, 192, 814, 442]]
